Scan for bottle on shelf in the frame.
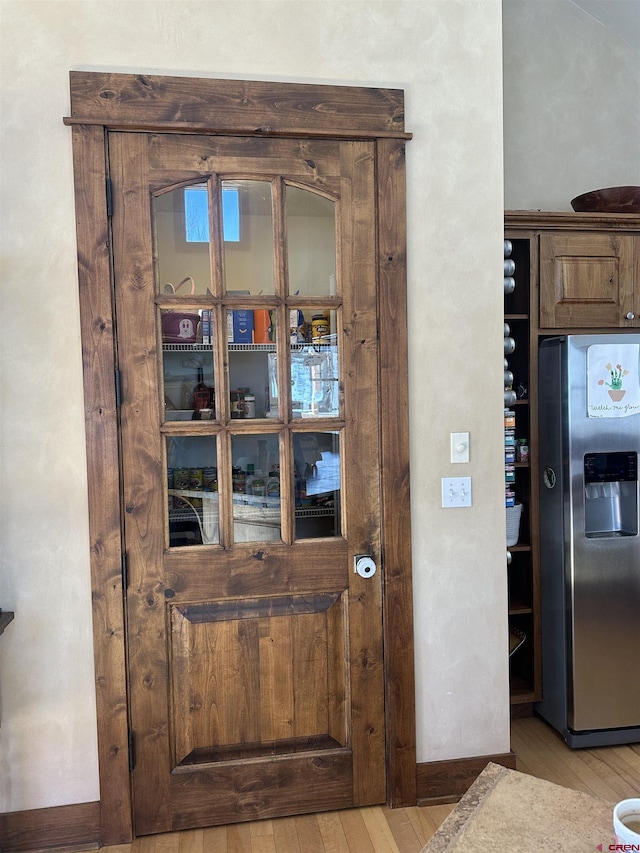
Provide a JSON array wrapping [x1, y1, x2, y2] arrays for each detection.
[[193, 367, 213, 418]]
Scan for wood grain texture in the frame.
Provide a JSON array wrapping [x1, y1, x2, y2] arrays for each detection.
[[416, 752, 517, 804], [70, 123, 133, 845], [0, 801, 100, 852], [169, 753, 353, 830], [339, 141, 386, 807], [504, 210, 640, 232], [376, 138, 416, 807], [511, 715, 640, 801], [111, 132, 386, 831], [540, 232, 635, 328], [146, 135, 344, 197], [110, 131, 174, 837], [68, 72, 408, 139], [18, 717, 638, 850], [163, 539, 349, 599], [169, 595, 346, 763]]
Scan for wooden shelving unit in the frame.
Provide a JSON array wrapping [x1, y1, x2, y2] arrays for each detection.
[[504, 226, 541, 706]]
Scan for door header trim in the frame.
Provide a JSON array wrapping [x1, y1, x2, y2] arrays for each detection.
[[65, 71, 411, 140]]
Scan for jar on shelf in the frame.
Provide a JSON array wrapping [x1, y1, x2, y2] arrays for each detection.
[[174, 467, 190, 490], [311, 313, 330, 342], [203, 467, 218, 492], [230, 390, 243, 418], [232, 466, 246, 493], [242, 394, 256, 418]]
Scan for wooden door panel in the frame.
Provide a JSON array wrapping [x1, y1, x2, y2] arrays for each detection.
[[169, 594, 348, 766], [110, 131, 384, 835], [163, 540, 349, 598], [147, 135, 344, 195], [169, 753, 354, 831]]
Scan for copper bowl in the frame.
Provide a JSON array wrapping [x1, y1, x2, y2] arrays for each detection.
[[571, 186, 640, 214]]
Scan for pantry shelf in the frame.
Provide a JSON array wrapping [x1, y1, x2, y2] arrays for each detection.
[[162, 342, 336, 353], [504, 224, 541, 707]]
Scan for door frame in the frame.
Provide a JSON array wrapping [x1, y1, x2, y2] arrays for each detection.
[[65, 71, 415, 845]]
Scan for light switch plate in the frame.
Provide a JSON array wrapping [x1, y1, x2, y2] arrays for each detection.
[[442, 476, 472, 507], [450, 431, 470, 463]]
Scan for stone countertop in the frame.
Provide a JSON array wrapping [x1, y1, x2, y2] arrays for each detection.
[[421, 761, 615, 853]]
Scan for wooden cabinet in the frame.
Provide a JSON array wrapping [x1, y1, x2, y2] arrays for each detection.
[[504, 212, 640, 330], [540, 231, 638, 329], [504, 210, 640, 709]]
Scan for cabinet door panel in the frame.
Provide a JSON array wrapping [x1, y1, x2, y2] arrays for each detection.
[[540, 233, 634, 328]]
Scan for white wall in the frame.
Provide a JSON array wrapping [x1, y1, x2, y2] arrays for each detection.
[[0, 0, 509, 813], [503, 0, 640, 211]]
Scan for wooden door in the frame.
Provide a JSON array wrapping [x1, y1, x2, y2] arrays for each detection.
[[109, 131, 384, 835], [539, 232, 635, 328]]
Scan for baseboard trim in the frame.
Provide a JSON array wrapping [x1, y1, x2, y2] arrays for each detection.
[[0, 753, 516, 847], [0, 801, 100, 852], [416, 751, 517, 805]]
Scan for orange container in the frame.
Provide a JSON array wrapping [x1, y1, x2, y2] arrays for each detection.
[[253, 309, 272, 343]]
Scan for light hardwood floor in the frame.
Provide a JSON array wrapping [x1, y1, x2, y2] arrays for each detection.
[[76, 716, 640, 853], [510, 714, 640, 803]]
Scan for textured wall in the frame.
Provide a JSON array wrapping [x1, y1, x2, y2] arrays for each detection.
[[503, 0, 640, 211], [0, 0, 508, 812]]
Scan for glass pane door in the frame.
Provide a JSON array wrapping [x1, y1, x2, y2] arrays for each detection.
[[153, 177, 341, 547]]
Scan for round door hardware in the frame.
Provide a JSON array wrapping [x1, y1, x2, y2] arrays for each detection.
[[354, 555, 377, 578]]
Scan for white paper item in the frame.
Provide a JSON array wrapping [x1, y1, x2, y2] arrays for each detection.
[[587, 344, 640, 418]]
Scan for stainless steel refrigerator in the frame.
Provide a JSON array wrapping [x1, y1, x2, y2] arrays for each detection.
[[537, 334, 640, 748]]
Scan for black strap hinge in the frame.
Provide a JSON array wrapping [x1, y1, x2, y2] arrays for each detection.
[[121, 552, 128, 590], [106, 177, 113, 218], [128, 729, 135, 773], [115, 369, 122, 407]]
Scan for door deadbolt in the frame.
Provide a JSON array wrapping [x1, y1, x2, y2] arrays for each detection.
[[354, 555, 377, 578]]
